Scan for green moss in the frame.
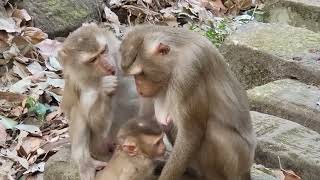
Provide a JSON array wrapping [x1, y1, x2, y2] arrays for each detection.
[[42, 0, 91, 25]]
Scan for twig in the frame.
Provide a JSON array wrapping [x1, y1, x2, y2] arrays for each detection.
[[250, 4, 258, 21]]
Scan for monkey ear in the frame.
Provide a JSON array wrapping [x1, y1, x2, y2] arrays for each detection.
[[122, 139, 138, 156], [155, 43, 170, 55]]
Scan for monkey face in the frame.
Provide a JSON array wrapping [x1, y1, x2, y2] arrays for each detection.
[[134, 74, 163, 97], [59, 24, 117, 78], [120, 34, 174, 97]]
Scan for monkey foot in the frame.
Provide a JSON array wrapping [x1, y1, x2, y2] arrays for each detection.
[[79, 158, 107, 180]]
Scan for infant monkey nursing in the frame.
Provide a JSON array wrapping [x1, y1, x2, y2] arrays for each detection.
[[95, 116, 166, 180]]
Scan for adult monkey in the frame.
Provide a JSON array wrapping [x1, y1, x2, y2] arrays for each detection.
[[120, 25, 257, 180]]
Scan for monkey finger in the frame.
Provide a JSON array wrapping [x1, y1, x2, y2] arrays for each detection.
[[101, 76, 118, 90], [91, 159, 108, 170]]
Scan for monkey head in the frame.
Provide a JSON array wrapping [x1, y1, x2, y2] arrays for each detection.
[[120, 29, 176, 97], [116, 116, 166, 158], [58, 23, 117, 80]]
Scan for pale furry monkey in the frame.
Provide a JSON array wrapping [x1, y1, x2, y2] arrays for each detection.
[[59, 23, 122, 180], [120, 25, 257, 180], [95, 116, 166, 180]]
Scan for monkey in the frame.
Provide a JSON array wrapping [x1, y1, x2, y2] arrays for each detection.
[[120, 25, 257, 180], [95, 116, 166, 180], [58, 23, 142, 180]]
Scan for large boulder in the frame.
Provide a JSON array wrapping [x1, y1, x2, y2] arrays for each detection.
[[251, 111, 320, 180], [19, 0, 102, 37], [219, 22, 320, 89], [248, 79, 320, 133], [263, 0, 320, 32], [43, 145, 80, 180]]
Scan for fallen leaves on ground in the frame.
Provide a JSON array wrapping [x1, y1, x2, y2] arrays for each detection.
[[0, 2, 68, 179], [0, 0, 263, 179]]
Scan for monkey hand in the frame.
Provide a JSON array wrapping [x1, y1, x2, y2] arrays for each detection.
[[101, 75, 118, 95], [79, 157, 108, 180]]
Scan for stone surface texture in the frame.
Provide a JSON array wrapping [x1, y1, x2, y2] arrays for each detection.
[[263, 0, 320, 32], [19, 0, 101, 37], [43, 146, 79, 180], [248, 79, 320, 133], [219, 22, 320, 89], [251, 164, 278, 180], [251, 111, 320, 180]]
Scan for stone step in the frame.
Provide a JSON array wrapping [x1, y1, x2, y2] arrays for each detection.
[[251, 111, 320, 180], [251, 164, 278, 180], [263, 0, 320, 33], [219, 22, 320, 89], [248, 79, 320, 133], [43, 146, 279, 180]]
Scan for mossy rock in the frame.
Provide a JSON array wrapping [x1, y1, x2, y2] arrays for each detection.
[[263, 0, 320, 32], [19, 0, 102, 37]]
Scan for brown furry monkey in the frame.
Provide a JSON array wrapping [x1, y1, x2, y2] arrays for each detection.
[[95, 116, 166, 180], [120, 25, 256, 180], [59, 23, 142, 180]]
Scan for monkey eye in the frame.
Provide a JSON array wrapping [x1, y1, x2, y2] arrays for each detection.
[[87, 57, 97, 63]]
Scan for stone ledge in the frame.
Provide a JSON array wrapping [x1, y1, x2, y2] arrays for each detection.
[[251, 111, 320, 180], [264, 0, 320, 32], [220, 22, 320, 89], [248, 79, 320, 133]]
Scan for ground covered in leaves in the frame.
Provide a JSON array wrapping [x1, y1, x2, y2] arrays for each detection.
[[0, 0, 295, 180]]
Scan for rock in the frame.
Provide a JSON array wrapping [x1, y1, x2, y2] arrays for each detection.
[[43, 145, 80, 180], [248, 79, 320, 133], [251, 111, 320, 180], [263, 0, 320, 32], [251, 164, 278, 180], [19, 0, 102, 37], [219, 22, 320, 89]]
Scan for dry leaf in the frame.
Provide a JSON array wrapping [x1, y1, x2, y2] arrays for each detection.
[[0, 91, 26, 103], [0, 123, 7, 146], [0, 16, 20, 33], [24, 162, 45, 174], [35, 39, 62, 58], [12, 9, 31, 22], [103, 6, 121, 25], [22, 27, 48, 44], [45, 110, 62, 122], [10, 106, 23, 117], [3, 44, 19, 60], [201, 0, 226, 15], [15, 124, 42, 136], [26, 61, 43, 75], [13, 60, 29, 78], [9, 77, 32, 94], [15, 130, 29, 151], [4, 149, 29, 169], [20, 137, 43, 156], [44, 56, 62, 71], [0, 157, 14, 178], [282, 169, 301, 180]]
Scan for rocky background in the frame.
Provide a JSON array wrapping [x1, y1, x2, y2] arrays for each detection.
[[0, 0, 319, 180]]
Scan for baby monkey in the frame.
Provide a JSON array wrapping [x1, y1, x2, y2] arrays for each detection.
[[95, 116, 166, 180]]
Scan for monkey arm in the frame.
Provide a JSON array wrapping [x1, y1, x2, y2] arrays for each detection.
[[159, 96, 208, 180], [69, 109, 98, 180]]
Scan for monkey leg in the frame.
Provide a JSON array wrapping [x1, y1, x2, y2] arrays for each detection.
[[198, 123, 253, 180], [70, 110, 107, 180]]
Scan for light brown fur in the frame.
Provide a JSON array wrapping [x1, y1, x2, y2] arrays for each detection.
[[59, 23, 140, 180], [120, 25, 256, 180], [95, 116, 165, 180]]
